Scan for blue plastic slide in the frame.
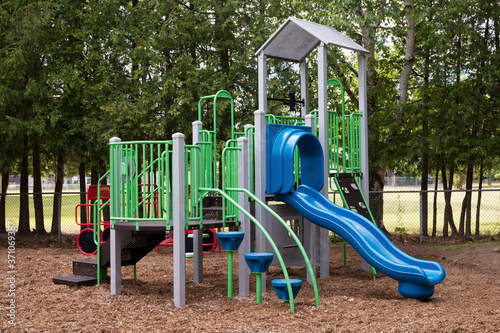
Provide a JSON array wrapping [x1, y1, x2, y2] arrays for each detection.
[[277, 185, 446, 299], [266, 123, 446, 299]]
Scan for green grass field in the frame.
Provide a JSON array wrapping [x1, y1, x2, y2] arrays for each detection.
[[3, 186, 499, 236], [4, 193, 83, 234]]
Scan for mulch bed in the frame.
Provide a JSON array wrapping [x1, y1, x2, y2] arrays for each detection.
[[1, 235, 499, 332]]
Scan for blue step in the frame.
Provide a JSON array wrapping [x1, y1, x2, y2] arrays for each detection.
[[244, 252, 274, 273], [272, 279, 302, 301], [216, 231, 244, 251]]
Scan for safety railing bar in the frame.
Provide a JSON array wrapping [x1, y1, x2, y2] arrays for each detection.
[[225, 187, 320, 309], [199, 187, 298, 313]]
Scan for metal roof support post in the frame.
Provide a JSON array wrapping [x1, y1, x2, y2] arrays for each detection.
[[254, 110, 268, 292], [305, 115, 317, 283], [317, 43, 330, 279], [358, 53, 371, 272], [173, 133, 186, 307], [258, 54, 267, 112], [109, 137, 122, 295], [358, 54, 369, 206], [300, 61, 309, 116]]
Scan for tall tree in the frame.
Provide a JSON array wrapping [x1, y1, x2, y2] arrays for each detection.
[[1, 1, 55, 234]]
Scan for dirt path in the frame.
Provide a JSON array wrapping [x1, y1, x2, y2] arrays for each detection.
[[1, 238, 499, 332]]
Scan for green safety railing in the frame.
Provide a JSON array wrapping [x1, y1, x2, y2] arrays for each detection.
[[109, 141, 173, 231], [265, 114, 305, 126], [325, 78, 363, 177], [221, 139, 240, 223], [198, 90, 235, 188], [198, 130, 214, 189], [199, 187, 319, 313], [244, 126, 255, 194], [217, 124, 257, 223], [185, 144, 204, 229], [344, 113, 362, 174]]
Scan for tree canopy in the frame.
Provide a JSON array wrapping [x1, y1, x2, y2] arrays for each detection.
[[0, 0, 498, 236]]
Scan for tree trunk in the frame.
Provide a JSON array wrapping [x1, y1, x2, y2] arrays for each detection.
[[421, 150, 429, 237], [441, 163, 457, 237], [458, 196, 467, 236], [465, 164, 473, 235], [51, 154, 64, 235], [359, 8, 387, 235], [441, 163, 448, 237], [447, 166, 457, 235], [18, 137, 31, 235], [79, 162, 87, 230], [0, 171, 9, 233], [420, 28, 430, 238], [458, 164, 474, 236], [396, 0, 416, 121], [33, 143, 46, 235], [475, 163, 483, 236], [369, 163, 389, 234], [432, 167, 439, 237], [91, 166, 99, 185]]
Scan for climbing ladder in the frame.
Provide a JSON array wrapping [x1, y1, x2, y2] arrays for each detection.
[[333, 174, 374, 222]]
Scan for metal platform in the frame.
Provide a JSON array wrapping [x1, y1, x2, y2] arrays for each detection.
[[53, 275, 97, 286], [113, 219, 237, 231]]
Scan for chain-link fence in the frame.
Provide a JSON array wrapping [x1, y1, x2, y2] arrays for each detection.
[[1, 187, 499, 239], [1, 191, 87, 237], [369, 188, 500, 237]]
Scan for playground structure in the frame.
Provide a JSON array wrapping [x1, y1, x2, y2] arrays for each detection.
[[53, 18, 445, 312]]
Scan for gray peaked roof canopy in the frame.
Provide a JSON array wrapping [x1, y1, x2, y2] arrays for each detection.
[[255, 17, 369, 62]]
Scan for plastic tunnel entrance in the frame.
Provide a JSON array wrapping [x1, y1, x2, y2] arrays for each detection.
[[266, 124, 324, 195]]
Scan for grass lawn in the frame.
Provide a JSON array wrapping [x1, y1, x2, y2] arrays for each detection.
[[4, 193, 88, 234]]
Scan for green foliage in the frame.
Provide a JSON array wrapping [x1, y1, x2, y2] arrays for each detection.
[[0, 0, 498, 187]]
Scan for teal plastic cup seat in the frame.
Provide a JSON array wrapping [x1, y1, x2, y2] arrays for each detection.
[[216, 231, 244, 251], [272, 279, 303, 301], [244, 252, 274, 273]]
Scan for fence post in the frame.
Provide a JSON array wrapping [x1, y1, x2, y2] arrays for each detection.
[[57, 194, 61, 243]]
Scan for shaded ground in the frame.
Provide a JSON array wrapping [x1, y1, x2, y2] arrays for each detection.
[[1, 236, 500, 332]]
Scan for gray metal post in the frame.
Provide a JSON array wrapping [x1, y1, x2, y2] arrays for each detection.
[[192, 121, 203, 283], [317, 43, 330, 278], [109, 137, 122, 295], [305, 115, 317, 283], [258, 54, 267, 112], [237, 137, 251, 296], [358, 54, 369, 205], [358, 53, 371, 272], [254, 109, 268, 291], [300, 61, 309, 117], [173, 133, 186, 307]]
